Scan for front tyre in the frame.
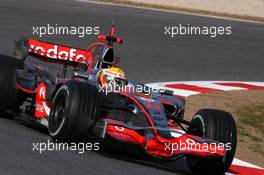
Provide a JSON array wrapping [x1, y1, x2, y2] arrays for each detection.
[[187, 109, 237, 175], [48, 81, 102, 142]]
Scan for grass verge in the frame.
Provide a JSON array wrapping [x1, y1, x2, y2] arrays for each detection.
[[235, 105, 264, 156]]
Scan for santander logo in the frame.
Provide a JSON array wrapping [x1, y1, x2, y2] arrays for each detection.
[[28, 39, 91, 64]]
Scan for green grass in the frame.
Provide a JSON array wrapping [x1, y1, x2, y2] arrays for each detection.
[[237, 105, 264, 135], [235, 104, 264, 155]]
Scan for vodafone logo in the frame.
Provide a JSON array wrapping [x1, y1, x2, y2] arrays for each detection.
[[29, 44, 85, 61], [27, 39, 91, 65]]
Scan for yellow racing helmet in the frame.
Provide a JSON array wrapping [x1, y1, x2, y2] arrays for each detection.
[[97, 67, 127, 88]]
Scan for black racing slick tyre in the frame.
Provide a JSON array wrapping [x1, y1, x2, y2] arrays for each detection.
[[187, 109, 237, 175], [0, 55, 22, 113], [48, 80, 102, 142]]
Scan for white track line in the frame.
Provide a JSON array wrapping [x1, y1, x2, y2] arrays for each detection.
[[232, 158, 263, 169]]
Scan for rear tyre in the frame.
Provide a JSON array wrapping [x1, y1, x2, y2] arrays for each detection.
[[48, 80, 102, 142], [0, 55, 23, 115], [187, 109, 237, 175]]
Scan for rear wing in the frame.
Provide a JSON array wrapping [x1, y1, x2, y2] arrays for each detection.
[[14, 38, 92, 70]]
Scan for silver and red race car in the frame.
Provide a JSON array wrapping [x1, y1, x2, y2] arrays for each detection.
[[0, 25, 237, 175]]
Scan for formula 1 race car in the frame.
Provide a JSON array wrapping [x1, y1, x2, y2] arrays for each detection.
[[0, 25, 236, 175]]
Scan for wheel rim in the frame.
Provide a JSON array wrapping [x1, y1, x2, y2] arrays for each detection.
[[49, 91, 67, 136], [188, 115, 204, 137]]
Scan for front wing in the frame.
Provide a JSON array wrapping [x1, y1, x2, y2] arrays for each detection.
[[94, 119, 226, 160]]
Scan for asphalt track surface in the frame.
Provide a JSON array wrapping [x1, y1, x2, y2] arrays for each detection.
[[0, 0, 264, 175]]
